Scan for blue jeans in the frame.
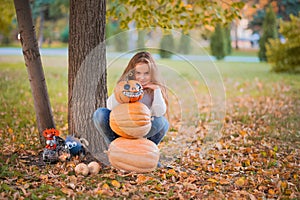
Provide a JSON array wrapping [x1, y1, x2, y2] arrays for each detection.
[[93, 107, 169, 146]]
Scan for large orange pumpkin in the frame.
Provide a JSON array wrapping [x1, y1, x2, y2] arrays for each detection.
[[114, 80, 143, 103], [109, 102, 151, 138], [107, 137, 159, 173]]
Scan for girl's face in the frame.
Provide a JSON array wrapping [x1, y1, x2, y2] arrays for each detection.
[[134, 63, 151, 86]]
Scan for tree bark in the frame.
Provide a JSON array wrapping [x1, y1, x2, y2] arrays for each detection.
[[13, 0, 55, 145], [69, 0, 108, 164], [234, 20, 239, 49]]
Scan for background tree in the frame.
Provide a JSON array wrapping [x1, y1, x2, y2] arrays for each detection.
[[159, 33, 175, 58], [225, 25, 232, 55], [178, 32, 191, 55], [13, 0, 55, 145], [113, 23, 128, 52], [247, 0, 300, 32], [30, 0, 69, 46], [137, 30, 146, 49], [0, 0, 16, 44], [266, 15, 300, 73], [210, 23, 227, 60], [259, 5, 278, 61], [107, 1, 245, 30]]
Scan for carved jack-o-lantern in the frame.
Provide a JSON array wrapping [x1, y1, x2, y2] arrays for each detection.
[[114, 80, 143, 103]]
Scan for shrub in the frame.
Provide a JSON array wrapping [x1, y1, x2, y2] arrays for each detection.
[[178, 32, 191, 55], [114, 27, 128, 52], [137, 30, 146, 49], [60, 25, 69, 43], [225, 26, 232, 55], [266, 15, 300, 73], [258, 5, 278, 61], [159, 33, 174, 59], [210, 23, 227, 60]]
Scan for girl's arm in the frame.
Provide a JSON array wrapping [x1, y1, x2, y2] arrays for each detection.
[[106, 93, 120, 110], [151, 88, 167, 117]]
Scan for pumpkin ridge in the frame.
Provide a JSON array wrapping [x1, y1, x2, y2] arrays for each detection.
[[112, 160, 156, 173], [110, 119, 151, 126]]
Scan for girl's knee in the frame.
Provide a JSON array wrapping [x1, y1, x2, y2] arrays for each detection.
[[93, 108, 110, 124]]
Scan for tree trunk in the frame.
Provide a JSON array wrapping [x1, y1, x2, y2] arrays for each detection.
[[234, 20, 239, 49], [13, 0, 55, 145], [69, 0, 108, 164]]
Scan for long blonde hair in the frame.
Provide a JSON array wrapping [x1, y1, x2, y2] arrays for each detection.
[[118, 51, 168, 113]]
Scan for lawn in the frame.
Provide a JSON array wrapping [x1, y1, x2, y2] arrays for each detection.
[[0, 55, 299, 199]]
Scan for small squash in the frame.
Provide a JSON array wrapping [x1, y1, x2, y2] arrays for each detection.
[[88, 161, 101, 175], [75, 163, 89, 176], [107, 137, 159, 173], [110, 102, 151, 138], [114, 80, 143, 103]]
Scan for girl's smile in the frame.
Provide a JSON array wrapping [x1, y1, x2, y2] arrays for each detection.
[[134, 63, 151, 86]]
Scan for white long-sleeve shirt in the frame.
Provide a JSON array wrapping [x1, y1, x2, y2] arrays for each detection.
[[107, 88, 166, 117]]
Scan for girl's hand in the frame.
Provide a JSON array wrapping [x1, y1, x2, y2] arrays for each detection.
[[142, 83, 159, 90]]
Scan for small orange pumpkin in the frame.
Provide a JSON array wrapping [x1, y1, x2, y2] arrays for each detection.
[[107, 137, 159, 173], [110, 102, 151, 138], [114, 80, 143, 103]]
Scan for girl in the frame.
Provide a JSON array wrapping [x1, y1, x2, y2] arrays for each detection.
[[93, 51, 169, 147]]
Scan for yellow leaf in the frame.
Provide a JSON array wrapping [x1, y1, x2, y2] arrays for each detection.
[[39, 174, 48, 181], [95, 189, 104, 195], [235, 177, 245, 187], [179, 171, 188, 178], [12, 135, 16, 142], [102, 183, 110, 190], [244, 159, 251, 167], [207, 178, 218, 183], [8, 128, 13, 134], [293, 174, 298, 180], [167, 169, 177, 176], [136, 174, 148, 184], [268, 189, 275, 195], [239, 130, 247, 136], [213, 167, 220, 173], [136, 174, 154, 184], [280, 181, 287, 189], [111, 180, 121, 188]]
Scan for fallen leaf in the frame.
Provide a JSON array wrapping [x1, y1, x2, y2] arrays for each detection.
[[207, 178, 218, 183], [219, 179, 230, 185], [111, 180, 121, 188], [61, 187, 74, 196], [268, 189, 275, 195], [102, 183, 110, 190], [8, 128, 13, 134], [235, 177, 245, 187]]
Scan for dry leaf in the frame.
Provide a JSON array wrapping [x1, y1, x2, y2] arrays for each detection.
[[111, 180, 121, 188], [235, 177, 245, 187], [219, 179, 230, 185], [207, 178, 218, 183], [61, 187, 74, 196]]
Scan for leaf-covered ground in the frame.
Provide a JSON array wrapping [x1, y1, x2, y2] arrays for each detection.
[[1, 59, 300, 199]]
